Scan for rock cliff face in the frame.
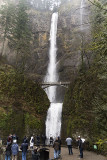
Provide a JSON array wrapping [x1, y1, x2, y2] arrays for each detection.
[[0, 0, 91, 82], [27, 0, 91, 83], [26, 10, 52, 81], [57, 0, 91, 82]]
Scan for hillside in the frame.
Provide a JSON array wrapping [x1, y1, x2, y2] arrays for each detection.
[[0, 58, 49, 141]]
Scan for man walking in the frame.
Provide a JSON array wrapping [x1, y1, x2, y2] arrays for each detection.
[[53, 138, 60, 159], [77, 136, 84, 159], [20, 139, 28, 160], [66, 136, 73, 155]]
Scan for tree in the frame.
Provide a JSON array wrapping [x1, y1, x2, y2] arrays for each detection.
[[0, 1, 16, 56], [0, 0, 32, 71]]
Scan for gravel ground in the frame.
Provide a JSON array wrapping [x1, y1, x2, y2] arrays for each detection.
[[48, 147, 107, 160]]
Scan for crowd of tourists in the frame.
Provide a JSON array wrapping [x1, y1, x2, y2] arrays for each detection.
[[5, 133, 46, 160], [65, 136, 84, 159], [52, 136, 84, 159], [5, 133, 84, 160]]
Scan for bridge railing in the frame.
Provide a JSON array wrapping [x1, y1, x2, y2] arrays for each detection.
[[40, 82, 70, 89]]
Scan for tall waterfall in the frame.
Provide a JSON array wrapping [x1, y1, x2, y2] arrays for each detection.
[[44, 12, 63, 140], [80, 0, 85, 30]]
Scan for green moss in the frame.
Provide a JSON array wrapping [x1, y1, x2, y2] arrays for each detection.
[[63, 54, 107, 141], [0, 63, 49, 140], [25, 113, 42, 131]]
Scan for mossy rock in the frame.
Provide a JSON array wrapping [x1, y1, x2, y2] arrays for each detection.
[[0, 62, 49, 141]]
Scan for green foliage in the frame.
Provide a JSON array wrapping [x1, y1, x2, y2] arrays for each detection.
[[96, 139, 107, 155], [0, 63, 49, 139], [63, 1, 107, 154], [11, 0, 32, 54], [25, 113, 42, 133], [0, 0, 32, 70], [90, 0, 107, 55], [0, 2, 15, 34]]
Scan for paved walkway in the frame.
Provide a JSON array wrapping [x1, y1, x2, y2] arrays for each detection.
[[48, 147, 107, 160]]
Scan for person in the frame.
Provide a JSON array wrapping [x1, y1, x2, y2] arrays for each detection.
[[5, 142, 11, 160], [30, 136, 34, 149], [32, 147, 40, 160], [7, 134, 12, 144], [58, 136, 61, 155], [36, 135, 40, 147], [11, 139, 19, 160], [49, 136, 53, 146], [23, 136, 28, 143], [53, 138, 60, 159], [12, 134, 18, 143], [20, 139, 28, 160], [77, 136, 84, 159], [41, 134, 46, 147], [66, 136, 73, 155]]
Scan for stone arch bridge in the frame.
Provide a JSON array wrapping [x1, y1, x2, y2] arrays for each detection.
[[40, 82, 70, 89]]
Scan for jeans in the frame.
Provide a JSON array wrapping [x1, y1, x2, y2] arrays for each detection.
[[54, 150, 59, 159], [80, 148, 83, 158], [67, 145, 73, 155], [58, 148, 61, 155], [12, 155, 17, 160], [22, 152, 27, 160], [5, 155, 11, 160]]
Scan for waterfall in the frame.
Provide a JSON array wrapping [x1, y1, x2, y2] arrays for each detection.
[[44, 12, 63, 140], [80, 0, 85, 30]]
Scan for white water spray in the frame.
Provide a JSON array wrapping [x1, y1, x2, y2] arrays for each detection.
[[80, 0, 85, 30], [44, 12, 63, 140]]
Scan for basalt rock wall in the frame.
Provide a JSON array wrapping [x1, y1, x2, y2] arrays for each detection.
[[57, 0, 91, 82], [0, 0, 91, 83]]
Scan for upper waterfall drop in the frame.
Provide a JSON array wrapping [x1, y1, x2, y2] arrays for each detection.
[[80, 0, 85, 30], [44, 12, 58, 103], [44, 12, 63, 140]]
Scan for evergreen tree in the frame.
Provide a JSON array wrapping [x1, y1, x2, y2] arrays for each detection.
[[10, 0, 32, 57], [0, 1, 15, 55], [0, 0, 32, 71]]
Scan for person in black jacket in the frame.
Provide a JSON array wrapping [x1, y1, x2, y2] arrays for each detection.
[[20, 139, 28, 160], [41, 134, 46, 147], [77, 136, 84, 159], [5, 142, 11, 160], [32, 148, 40, 160], [58, 136, 61, 155], [36, 135, 40, 147]]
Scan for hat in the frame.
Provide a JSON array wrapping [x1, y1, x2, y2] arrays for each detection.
[[78, 136, 81, 138], [13, 139, 17, 143]]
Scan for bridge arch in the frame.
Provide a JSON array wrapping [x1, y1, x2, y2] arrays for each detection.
[[41, 82, 70, 89]]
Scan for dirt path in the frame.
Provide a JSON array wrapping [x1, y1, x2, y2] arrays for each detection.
[[47, 147, 107, 160]]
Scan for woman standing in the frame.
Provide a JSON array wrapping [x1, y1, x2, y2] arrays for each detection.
[[5, 142, 11, 160], [30, 136, 34, 149]]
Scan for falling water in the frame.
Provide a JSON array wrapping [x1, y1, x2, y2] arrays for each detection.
[[44, 12, 63, 140], [80, 0, 85, 30]]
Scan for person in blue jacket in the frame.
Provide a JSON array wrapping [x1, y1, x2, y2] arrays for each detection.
[[11, 139, 19, 160], [20, 139, 28, 160]]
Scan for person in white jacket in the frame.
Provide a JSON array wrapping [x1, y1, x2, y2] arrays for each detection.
[[30, 136, 34, 149], [66, 137, 73, 155]]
